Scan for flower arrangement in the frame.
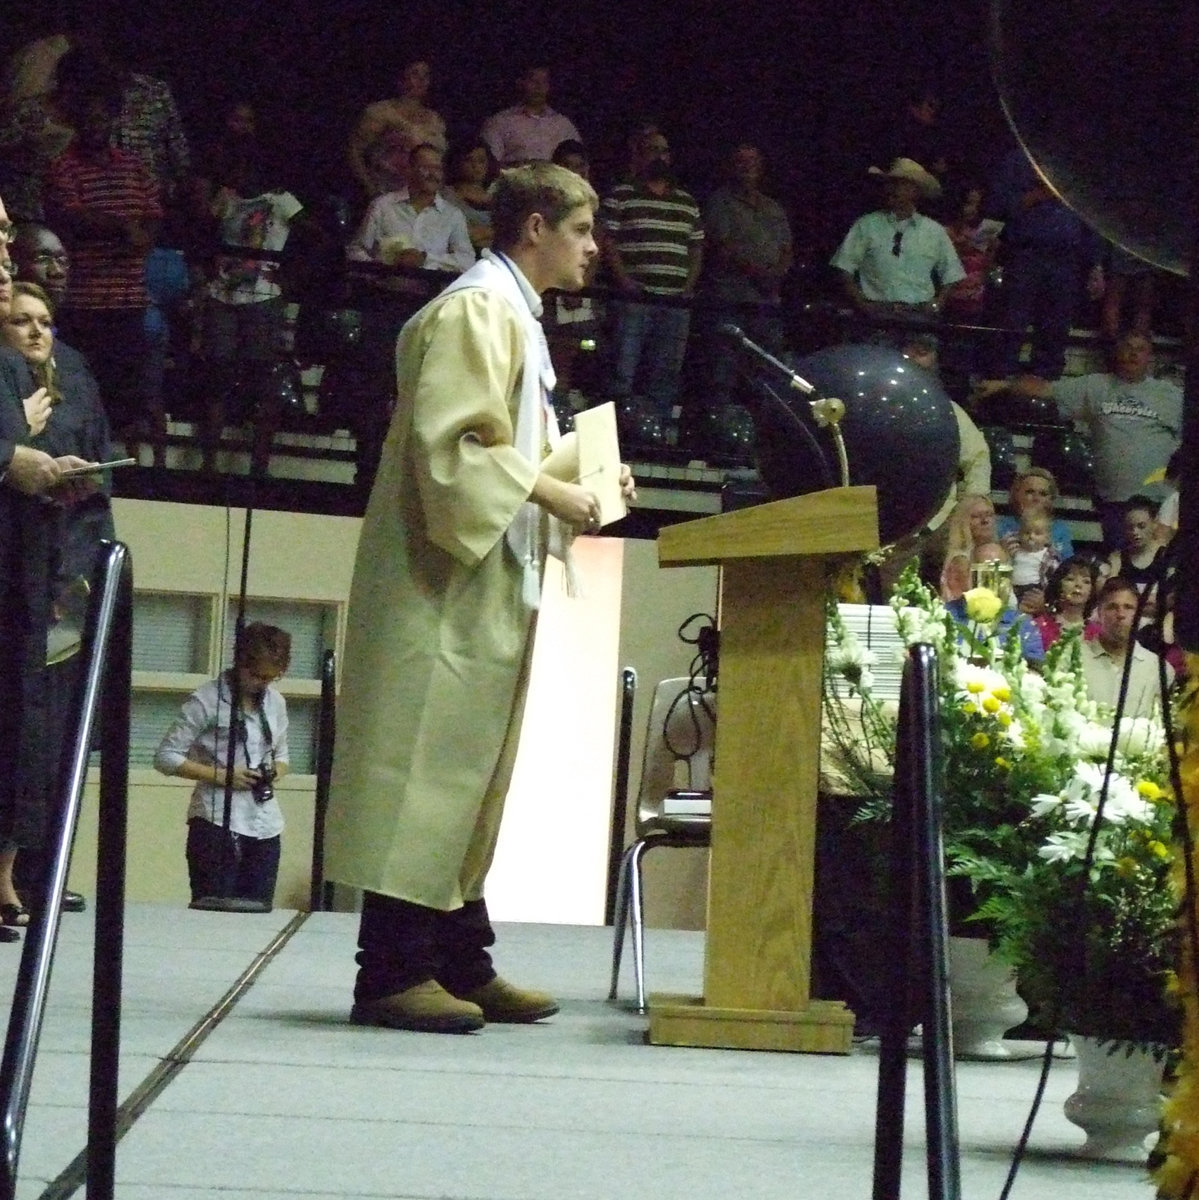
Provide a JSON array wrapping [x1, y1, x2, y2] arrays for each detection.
[[823, 564, 1177, 1051]]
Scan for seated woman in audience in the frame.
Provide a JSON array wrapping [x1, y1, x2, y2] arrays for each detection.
[[939, 493, 999, 601], [995, 467, 1074, 560], [1106, 495, 1166, 621], [442, 140, 494, 252], [1031, 556, 1099, 651]]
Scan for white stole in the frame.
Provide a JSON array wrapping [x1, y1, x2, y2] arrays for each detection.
[[437, 250, 575, 608]]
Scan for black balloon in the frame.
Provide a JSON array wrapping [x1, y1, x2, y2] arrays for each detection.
[[748, 344, 960, 546]]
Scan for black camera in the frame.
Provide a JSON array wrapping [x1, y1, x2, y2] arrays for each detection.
[[251, 762, 276, 805]]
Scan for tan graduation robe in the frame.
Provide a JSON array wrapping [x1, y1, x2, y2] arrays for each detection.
[[325, 286, 544, 910]]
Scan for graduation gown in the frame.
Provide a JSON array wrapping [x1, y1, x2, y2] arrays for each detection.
[[325, 273, 548, 910]]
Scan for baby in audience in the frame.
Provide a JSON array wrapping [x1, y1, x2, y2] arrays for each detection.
[[1009, 513, 1058, 605]]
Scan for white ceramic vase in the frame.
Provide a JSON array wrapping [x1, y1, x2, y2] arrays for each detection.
[[1063, 1035, 1165, 1161], [947, 935, 1030, 1060]]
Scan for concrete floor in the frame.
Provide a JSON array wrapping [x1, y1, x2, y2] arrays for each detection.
[[0, 907, 1159, 1199]]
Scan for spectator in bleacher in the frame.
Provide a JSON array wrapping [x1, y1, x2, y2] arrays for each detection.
[[1032, 555, 1099, 650], [985, 145, 1104, 380], [940, 180, 998, 323], [195, 99, 305, 474], [601, 127, 703, 437], [995, 467, 1074, 561], [9, 222, 70, 312], [939, 492, 999, 601], [1081, 576, 1173, 719], [701, 143, 792, 404], [1105, 496, 1166, 620], [0, 31, 75, 222], [442, 141, 494, 254], [44, 56, 163, 459], [347, 59, 447, 202], [830, 157, 964, 330], [109, 52, 190, 223], [346, 144, 474, 277], [481, 65, 580, 167], [976, 330, 1182, 549]]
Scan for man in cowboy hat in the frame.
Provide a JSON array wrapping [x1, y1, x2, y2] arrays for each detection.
[[830, 157, 964, 327]]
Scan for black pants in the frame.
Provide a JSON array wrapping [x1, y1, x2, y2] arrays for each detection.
[[58, 308, 149, 437], [354, 893, 497, 1004], [186, 818, 280, 907]]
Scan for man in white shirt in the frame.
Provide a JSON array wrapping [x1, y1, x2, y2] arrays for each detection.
[[830, 157, 964, 324], [1081, 577, 1173, 719], [346, 144, 475, 276], [481, 65, 581, 167]]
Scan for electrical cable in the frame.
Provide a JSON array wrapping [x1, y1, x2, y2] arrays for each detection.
[[667, 613, 719, 784]]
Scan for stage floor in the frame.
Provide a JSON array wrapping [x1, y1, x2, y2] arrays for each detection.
[[0, 907, 1154, 1198]]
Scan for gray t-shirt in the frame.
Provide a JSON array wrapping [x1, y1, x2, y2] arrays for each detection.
[[702, 185, 792, 302], [1050, 372, 1182, 502]]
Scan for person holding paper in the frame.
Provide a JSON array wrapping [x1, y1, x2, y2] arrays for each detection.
[[327, 163, 635, 1034]]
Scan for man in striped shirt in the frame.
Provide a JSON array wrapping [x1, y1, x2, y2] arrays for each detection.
[[601, 130, 703, 432], [44, 60, 162, 454]]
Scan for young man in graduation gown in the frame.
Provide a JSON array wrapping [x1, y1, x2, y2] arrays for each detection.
[[326, 162, 635, 1033]]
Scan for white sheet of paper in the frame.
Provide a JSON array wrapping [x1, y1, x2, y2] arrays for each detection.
[[573, 402, 627, 526]]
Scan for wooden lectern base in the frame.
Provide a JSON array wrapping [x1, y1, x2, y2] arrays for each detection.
[[647, 993, 855, 1054]]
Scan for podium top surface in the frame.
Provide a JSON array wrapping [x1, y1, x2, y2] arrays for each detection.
[[657, 486, 880, 567]]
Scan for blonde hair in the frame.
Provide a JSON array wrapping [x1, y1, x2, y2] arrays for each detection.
[[8, 281, 60, 404]]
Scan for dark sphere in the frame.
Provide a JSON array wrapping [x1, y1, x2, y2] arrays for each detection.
[[750, 344, 960, 545]]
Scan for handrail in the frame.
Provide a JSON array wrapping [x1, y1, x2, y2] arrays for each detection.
[[872, 642, 961, 1200], [0, 540, 133, 1200], [604, 668, 637, 926], [309, 649, 338, 912]]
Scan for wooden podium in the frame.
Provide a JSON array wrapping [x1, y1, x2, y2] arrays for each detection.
[[649, 485, 880, 1053]]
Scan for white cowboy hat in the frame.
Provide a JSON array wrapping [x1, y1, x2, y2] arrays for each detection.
[[868, 157, 941, 200]]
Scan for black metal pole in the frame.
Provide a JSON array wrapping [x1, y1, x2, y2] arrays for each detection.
[[872, 660, 917, 1200], [872, 643, 962, 1200], [908, 644, 962, 1200], [86, 544, 133, 1200], [310, 649, 337, 912]]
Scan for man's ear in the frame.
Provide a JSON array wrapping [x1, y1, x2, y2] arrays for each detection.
[[523, 211, 547, 244]]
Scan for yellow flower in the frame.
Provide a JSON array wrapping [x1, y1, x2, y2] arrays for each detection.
[[996, 711, 1012, 728], [1115, 856, 1138, 877], [970, 732, 990, 750], [982, 696, 1001, 714], [994, 756, 1011, 771], [993, 685, 1011, 703], [965, 681, 985, 695], [961, 701, 978, 715], [964, 587, 1003, 623], [1149, 840, 1171, 860], [1137, 780, 1167, 802]]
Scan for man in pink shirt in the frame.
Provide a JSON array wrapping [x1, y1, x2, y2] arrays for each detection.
[[481, 65, 581, 167]]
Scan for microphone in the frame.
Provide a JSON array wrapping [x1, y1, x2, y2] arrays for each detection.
[[717, 324, 815, 394]]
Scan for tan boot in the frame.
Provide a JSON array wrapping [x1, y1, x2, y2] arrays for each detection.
[[452, 976, 559, 1023], [350, 980, 485, 1033]]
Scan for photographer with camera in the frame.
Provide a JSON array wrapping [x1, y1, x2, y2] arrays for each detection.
[[155, 623, 291, 910]]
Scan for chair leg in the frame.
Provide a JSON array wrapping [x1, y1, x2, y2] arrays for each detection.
[[628, 839, 651, 1014], [607, 844, 635, 1000]]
